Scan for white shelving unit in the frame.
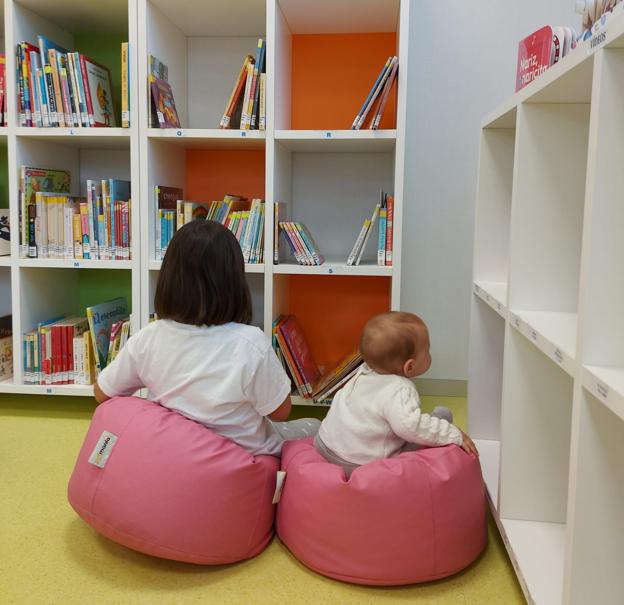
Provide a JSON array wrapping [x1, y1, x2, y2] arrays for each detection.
[[0, 0, 140, 396], [0, 0, 409, 399], [469, 7, 624, 604]]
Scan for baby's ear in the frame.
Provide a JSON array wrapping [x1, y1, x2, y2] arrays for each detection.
[[403, 358, 415, 377]]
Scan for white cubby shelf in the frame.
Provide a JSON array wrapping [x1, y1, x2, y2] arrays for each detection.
[[469, 8, 624, 604], [0, 0, 410, 398]]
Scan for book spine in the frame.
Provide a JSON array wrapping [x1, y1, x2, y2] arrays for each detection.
[[80, 203, 90, 259], [248, 39, 264, 130], [355, 205, 379, 265], [28, 53, 42, 127], [61, 53, 78, 127], [347, 220, 370, 266], [259, 73, 266, 131], [122, 202, 129, 259], [287, 222, 311, 265], [156, 207, 162, 260], [372, 59, 399, 129], [73, 53, 89, 127], [273, 202, 279, 264], [220, 56, 250, 128], [275, 327, 307, 397], [73, 214, 83, 258], [385, 196, 394, 266], [121, 42, 130, 128], [351, 57, 391, 129], [43, 63, 58, 126], [377, 207, 387, 266], [355, 57, 395, 130], [72, 336, 79, 384], [59, 65, 73, 128], [49, 50, 65, 128], [295, 223, 320, 265], [67, 54, 84, 127], [79, 54, 95, 126], [98, 215, 106, 261], [19, 45, 31, 126], [27, 204, 37, 258], [239, 62, 254, 129], [16, 45, 25, 126]]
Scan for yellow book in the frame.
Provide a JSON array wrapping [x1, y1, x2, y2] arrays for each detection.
[[121, 42, 130, 128], [72, 214, 83, 259], [83, 330, 95, 385]]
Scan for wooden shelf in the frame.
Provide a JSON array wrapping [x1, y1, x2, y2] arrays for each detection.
[[509, 310, 577, 376], [147, 128, 266, 150], [582, 365, 624, 422], [0, 378, 93, 397], [0, 256, 11, 267], [274, 130, 396, 152], [473, 281, 507, 318], [273, 259, 392, 277], [15, 127, 131, 148]]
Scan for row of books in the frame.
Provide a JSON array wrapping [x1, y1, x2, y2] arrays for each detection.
[[154, 186, 265, 263], [23, 297, 129, 386], [577, 0, 623, 39], [347, 192, 394, 266], [219, 39, 266, 130], [351, 55, 398, 130], [16, 36, 121, 128], [0, 315, 12, 380], [278, 221, 324, 266], [273, 314, 363, 402], [19, 167, 131, 260]]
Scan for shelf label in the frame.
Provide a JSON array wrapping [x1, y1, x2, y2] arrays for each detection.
[[241, 131, 247, 137], [590, 30, 607, 50], [485, 292, 491, 302], [326, 266, 335, 275], [553, 348, 564, 365], [73, 261, 80, 268], [513, 316, 522, 329], [69, 128, 76, 135], [496, 301, 503, 312], [529, 328, 538, 342], [325, 131, 332, 138], [596, 381, 609, 400], [176, 130, 183, 137], [46, 388, 52, 394]]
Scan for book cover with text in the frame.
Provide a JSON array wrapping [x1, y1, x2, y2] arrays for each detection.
[[516, 26, 553, 92]]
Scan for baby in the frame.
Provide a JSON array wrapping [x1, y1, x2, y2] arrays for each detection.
[[315, 311, 478, 477]]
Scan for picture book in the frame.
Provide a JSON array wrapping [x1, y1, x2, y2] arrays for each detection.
[[277, 315, 321, 395], [516, 26, 554, 92], [121, 42, 130, 127], [311, 350, 363, 402], [156, 186, 183, 210], [82, 55, 116, 127], [150, 76, 180, 128], [86, 297, 129, 372], [149, 55, 168, 128]]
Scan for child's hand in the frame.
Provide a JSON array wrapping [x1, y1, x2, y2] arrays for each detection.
[[459, 430, 479, 458]]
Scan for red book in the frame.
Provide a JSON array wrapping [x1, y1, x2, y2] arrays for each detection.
[[385, 195, 394, 266], [274, 318, 307, 397], [51, 324, 62, 384], [60, 324, 69, 384], [278, 316, 320, 395], [78, 54, 95, 126], [516, 26, 553, 92]]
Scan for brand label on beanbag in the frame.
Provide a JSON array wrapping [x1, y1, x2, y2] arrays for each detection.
[[272, 470, 286, 504], [88, 431, 118, 468]]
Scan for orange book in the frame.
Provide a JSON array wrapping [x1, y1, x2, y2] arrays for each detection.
[[274, 317, 307, 397], [220, 55, 254, 128]]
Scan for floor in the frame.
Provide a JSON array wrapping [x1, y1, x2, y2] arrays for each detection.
[[1, 394, 526, 605]]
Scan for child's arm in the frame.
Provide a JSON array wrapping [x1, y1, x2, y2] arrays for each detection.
[[95, 333, 144, 404], [268, 395, 292, 421], [385, 387, 464, 448]]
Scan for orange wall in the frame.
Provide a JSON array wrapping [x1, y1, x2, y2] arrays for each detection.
[[291, 33, 398, 130], [288, 275, 391, 369], [185, 149, 265, 202]]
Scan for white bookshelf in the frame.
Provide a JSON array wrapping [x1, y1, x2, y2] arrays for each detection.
[[469, 7, 624, 604], [0, 0, 409, 398]]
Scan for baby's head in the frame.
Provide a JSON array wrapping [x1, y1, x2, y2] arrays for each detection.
[[359, 312, 431, 378]]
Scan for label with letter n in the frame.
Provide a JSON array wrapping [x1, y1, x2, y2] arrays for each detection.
[[88, 430, 119, 468]]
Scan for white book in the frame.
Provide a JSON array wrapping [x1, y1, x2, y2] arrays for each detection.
[[241, 199, 258, 262], [347, 220, 370, 266], [355, 204, 380, 265], [239, 63, 255, 129]]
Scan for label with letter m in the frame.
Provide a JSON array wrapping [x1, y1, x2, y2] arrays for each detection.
[[88, 431, 119, 468]]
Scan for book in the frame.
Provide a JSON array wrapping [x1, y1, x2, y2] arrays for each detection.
[[38, 35, 68, 127], [0, 53, 6, 126], [385, 195, 394, 266], [354, 56, 397, 130], [377, 195, 387, 266], [279, 221, 323, 266], [121, 42, 130, 128], [371, 59, 399, 129], [515, 26, 555, 91], [220, 54, 253, 128], [0, 315, 12, 380], [311, 350, 363, 402], [86, 297, 129, 373], [355, 204, 380, 265], [0, 210, 9, 256], [277, 316, 320, 395], [81, 55, 116, 127], [155, 186, 183, 259], [149, 55, 169, 128], [151, 76, 180, 128]]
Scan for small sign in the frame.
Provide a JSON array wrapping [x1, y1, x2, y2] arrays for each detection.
[[596, 381, 609, 400], [553, 349, 564, 365]]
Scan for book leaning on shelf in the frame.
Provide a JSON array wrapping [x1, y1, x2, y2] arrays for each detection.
[[0, 53, 6, 127], [351, 55, 399, 130], [278, 221, 324, 266], [347, 191, 394, 266], [16, 36, 119, 128], [219, 39, 266, 130], [23, 297, 129, 386], [19, 168, 131, 261], [272, 315, 364, 402], [0, 315, 12, 380]]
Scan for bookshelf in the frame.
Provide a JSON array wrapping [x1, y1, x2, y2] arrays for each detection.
[[469, 6, 624, 604], [0, 0, 408, 397]]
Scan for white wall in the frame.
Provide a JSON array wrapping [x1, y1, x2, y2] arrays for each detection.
[[402, 0, 579, 381]]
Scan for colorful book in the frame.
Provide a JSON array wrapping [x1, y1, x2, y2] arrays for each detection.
[[371, 59, 399, 129], [149, 55, 169, 128], [0, 315, 12, 380], [385, 195, 394, 266], [351, 56, 392, 130], [121, 42, 130, 128], [82, 55, 116, 127], [150, 76, 180, 128], [0, 210, 9, 256], [377, 196, 387, 266], [86, 297, 129, 373], [516, 26, 553, 92]]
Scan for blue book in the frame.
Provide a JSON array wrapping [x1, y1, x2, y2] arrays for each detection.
[[377, 205, 387, 266], [37, 35, 67, 126]]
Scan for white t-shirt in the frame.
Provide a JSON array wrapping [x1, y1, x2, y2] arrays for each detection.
[[317, 365, 463, 465], [97, 320, 291, 456]]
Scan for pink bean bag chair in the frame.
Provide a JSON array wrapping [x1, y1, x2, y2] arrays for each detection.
[[68, 397, 279, 564], [276, 438, 487, 585]]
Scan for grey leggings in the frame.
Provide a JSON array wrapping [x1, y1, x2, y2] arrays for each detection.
[[314, 406, 454, 479], [272, 417, 321, 443]]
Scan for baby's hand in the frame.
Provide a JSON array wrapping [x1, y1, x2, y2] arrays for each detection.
[[459, 430, 479, 458]]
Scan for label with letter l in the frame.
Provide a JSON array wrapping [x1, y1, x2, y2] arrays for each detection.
[[88, 430, 118, 468]]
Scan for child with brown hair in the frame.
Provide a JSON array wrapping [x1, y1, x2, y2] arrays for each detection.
[[315, 311, 478, 477]]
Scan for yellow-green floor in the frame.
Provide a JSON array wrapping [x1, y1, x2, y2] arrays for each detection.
[[1, 395, 526, 605]]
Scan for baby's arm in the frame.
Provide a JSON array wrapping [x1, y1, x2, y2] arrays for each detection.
[[385, 386, 464, 448]]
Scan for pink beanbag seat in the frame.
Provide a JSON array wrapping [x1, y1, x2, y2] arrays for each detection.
[[68, 397, 279, 564], [276, 438, 487, 585]]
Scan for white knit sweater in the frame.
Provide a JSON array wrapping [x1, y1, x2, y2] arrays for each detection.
[[317, 365, 463, 465]]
